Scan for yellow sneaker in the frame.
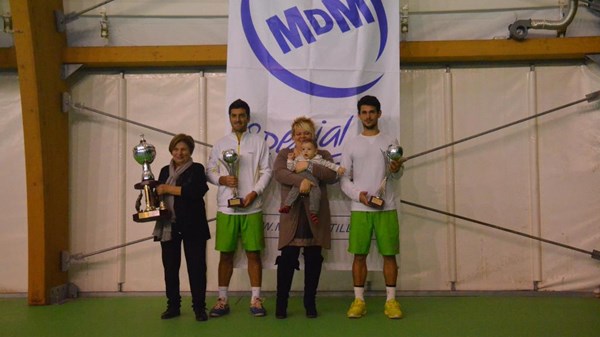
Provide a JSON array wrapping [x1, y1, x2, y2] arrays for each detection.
[[347, 298, 367, 318], [384, 299, 403, 319]]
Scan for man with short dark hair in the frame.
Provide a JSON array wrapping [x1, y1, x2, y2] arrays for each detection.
[[206, 99, 272, 317], [340, 95, 405, 319]]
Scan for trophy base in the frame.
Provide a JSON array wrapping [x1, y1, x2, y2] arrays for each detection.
[[368, 196, 385, 209], [227, 197, 244, 208], [133, 209, 171, 222], [134, 180, 159, 190]]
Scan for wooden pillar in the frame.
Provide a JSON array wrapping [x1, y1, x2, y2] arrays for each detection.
[[9, 0, 69, 305]]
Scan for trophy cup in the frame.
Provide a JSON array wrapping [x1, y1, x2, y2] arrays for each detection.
[[219, 149, 244, 208], [368, 144, 404, 209], [132, 135, 170, 222]]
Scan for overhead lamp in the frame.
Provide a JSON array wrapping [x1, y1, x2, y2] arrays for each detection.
[[2, 12, 12, 33], [400, 5, 409, 34], [100, 11, 109, 39]]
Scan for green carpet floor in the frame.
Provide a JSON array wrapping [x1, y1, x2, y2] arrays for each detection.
[[2, 295, 599, 337]]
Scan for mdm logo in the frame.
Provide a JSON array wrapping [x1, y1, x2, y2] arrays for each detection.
[[240, 0, 389, 98]]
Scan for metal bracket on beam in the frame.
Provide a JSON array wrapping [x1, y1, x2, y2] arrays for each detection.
[[586, 54, 600, 67], [54, 0, 116, 32], [50, 282, 79, 304], [61, 92, 72, 114], [62, 64, 83, 80], [61, 250, 71, 272], [60, 250, 84, 272], [592, 249, 600, 261], [53, 10, 68, 33], [586, 89, 600, 103]]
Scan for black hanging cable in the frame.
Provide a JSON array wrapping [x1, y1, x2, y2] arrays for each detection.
[[400, 199, 600, 261], [405, 90, 600, 162], [73, 102, 213, 148]]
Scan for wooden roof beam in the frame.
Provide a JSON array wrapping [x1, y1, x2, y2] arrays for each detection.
[[3, 37, 600, 70], [10, 0, 69, 305]]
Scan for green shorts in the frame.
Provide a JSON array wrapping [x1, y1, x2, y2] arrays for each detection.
[[348, 210, 399, 256], [215, 212, 265, 252]]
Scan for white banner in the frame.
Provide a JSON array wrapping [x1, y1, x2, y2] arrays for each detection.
[[227, 0, 400, 270]]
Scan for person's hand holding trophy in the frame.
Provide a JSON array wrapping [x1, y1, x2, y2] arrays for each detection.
[[368, 144, 404, 209], [219, 149, 244, 208], [132, 135, 170, 222]]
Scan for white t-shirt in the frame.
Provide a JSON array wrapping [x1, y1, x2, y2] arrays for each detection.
[[340, 132, 403, 212], [206, 131, 272, 215]]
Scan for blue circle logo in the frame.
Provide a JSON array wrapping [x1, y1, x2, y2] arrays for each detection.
[[240, 0, 389, 98]]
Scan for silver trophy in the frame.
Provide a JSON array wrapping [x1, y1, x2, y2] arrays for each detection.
[[219, 149, 244, 208], [132, 135, 170, 222], [368, 144, 404, 209]]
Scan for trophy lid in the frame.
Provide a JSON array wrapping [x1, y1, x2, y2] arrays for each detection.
[[386, 144, 403, 161], [222, 149, 239, 164], [133, 135, 156, 165]]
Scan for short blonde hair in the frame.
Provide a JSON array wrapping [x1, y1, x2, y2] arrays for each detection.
[[169, 133, 195, 154], [291, 116, 316, 138]]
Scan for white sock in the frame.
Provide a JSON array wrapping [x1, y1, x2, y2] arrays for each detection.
[[251, 287, 261, 300], [218, 287, 228, 301], [386, 286, 396, 301], [354, 286, 365, 301]]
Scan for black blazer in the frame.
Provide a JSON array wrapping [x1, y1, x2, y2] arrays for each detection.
[[158, 162, 210, 240]]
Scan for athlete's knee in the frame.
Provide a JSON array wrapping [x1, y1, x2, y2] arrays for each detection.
[[220, 252, 234, 263], [246, 251, 261, 263]]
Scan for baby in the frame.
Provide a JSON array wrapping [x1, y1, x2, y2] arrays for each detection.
[[279, 139, 345, 224]]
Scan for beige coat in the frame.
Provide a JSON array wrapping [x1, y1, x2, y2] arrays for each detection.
[[274, 148, 338, 249]]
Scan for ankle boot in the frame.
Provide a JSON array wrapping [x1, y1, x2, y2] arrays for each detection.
[[275, 296, 288, 319], [160, 307, 180, 319], [303, 251, 323, 318], [275, 254, 299, 319]]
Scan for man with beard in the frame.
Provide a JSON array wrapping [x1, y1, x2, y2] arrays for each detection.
[[206, 99, 272, 317], [340, 95, 406, 319]]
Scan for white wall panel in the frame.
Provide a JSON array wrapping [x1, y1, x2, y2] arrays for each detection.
[[70, 74, 124, 291], [0, 73, 27, 293], [452, 67, 533, 290], [400, 68, 451, 290], [204, 72, 228, 291], [535, 64, 600, 291]]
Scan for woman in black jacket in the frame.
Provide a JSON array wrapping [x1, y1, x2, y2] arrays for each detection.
[[154, 133, 210, 322]]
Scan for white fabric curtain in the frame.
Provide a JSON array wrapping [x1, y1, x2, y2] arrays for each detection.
[[0, 73, 27, 293], [2, 63, 599, 293], [399, 63, 600, 291]]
